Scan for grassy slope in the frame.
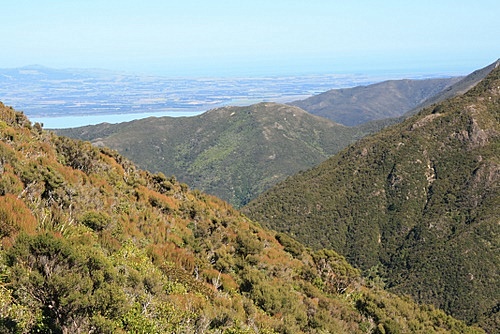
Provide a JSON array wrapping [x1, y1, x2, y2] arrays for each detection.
[[0, 102, 485, 333], [244, 63, 500, 331], [57, 103, 367, 208]]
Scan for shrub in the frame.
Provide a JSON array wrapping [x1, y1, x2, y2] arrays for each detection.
[[79, 211, 111, 231]]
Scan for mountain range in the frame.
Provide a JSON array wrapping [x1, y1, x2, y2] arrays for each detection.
[[0, 102, 484, 333], [288, 77, 462, 126], [56, 74, 475, 208], [243, 60, 500, 331]]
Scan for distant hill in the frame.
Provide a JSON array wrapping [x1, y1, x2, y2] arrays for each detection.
[[404, 60, 500, 116], [352, 61, 500, 135], [243, 60, 500, 331], [0, 102, 483, 333], [56, 103, 369, 207], [289, 77, 462, 126]]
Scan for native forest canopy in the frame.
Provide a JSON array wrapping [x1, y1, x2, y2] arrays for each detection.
[[244, 61, 500, 332]]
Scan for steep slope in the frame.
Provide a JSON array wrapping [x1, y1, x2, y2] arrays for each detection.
[[343, 61, 500, 135], [57, 103, 367, 208], [244, 62, 500, 331], [0, 103, 484, 333], [405, 60, 500, 116], [289, 77, 462, 126]]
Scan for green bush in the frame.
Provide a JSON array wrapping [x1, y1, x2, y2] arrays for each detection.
[[80, 211, 111, 231]]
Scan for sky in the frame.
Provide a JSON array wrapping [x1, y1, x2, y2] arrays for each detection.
[[1, 0, 499, 76]]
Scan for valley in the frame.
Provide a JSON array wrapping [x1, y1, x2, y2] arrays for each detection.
[[0, 60, 498, 333], [3, 0, 498, 332]]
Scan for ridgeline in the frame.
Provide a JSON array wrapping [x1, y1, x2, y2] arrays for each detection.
[[288, 77, 461, 126], [57, 103, 367, 208]]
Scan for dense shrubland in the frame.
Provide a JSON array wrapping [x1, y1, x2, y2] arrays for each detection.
[[0, 102, 485, 333]]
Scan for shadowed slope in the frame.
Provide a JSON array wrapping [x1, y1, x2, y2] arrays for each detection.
[[244, 61, 500, 331]]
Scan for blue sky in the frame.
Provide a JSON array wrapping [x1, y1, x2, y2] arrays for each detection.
[[2, 0, 499, 76]]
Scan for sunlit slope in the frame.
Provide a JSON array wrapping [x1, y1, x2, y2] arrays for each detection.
[[57, 103, 367, 208]]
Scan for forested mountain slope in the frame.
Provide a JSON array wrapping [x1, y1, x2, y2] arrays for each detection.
[[56, 66, 494, 210], [0, 102, 485, 333], [57, 103, 368, 208], [244, 61, 500, 332], [288, 77, 461, 126]]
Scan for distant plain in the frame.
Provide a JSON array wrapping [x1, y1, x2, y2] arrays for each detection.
[[0, 65, 459, 128]]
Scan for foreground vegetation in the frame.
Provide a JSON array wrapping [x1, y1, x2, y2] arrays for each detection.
[[244, 62, 500, 332], [0, 102, 485, 333]]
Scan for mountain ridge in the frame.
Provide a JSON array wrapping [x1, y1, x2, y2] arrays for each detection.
[[243, 61, 500, 332], [404, 59, 500, 116], [288, 76, 462, 126], [56, 102, 368, 207]]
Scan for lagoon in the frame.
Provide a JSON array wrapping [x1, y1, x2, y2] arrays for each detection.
[[31, 110, 205, 129]]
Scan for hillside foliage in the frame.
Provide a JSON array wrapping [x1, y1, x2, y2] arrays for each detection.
[[56, 103, 370, 208], [0, 102, 485, 333], [244, 63, 500, 332]]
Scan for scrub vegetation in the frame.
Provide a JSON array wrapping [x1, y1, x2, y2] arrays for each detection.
[[0, 102, 485, 333]]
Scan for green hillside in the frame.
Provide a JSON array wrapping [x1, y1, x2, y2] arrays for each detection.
[[0, 103, 485, 333], [244, 62, 500, 332], [288, 77, 461, 126], [56, 72, 489, 210], [57, 103, 367, 208]]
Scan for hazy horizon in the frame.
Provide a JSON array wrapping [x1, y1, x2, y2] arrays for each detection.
[[2, 1, 499, 77]]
